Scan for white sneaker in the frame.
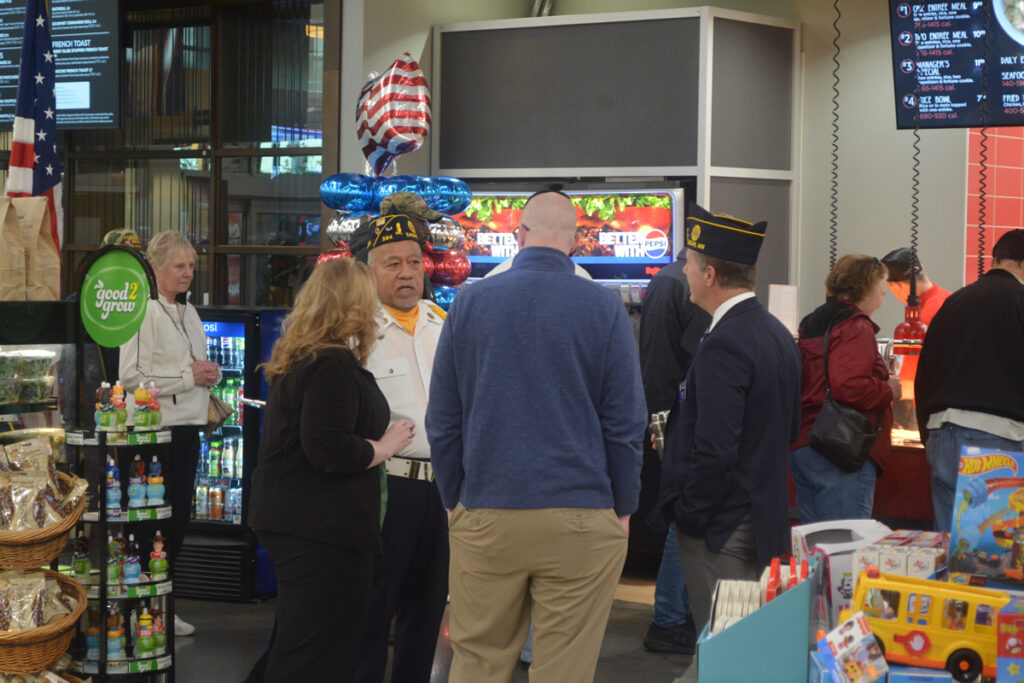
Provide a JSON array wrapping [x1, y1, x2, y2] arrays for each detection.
[[174, 614, 196, 636]]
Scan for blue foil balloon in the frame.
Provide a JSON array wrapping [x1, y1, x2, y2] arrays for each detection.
[[431, 176, 473, 215], [432, 285, 458, 311], [320, 174, 375, 212], [372, 174, 428, 207]]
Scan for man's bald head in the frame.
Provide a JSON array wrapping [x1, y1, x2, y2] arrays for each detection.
[[518, 191, 578, 254]]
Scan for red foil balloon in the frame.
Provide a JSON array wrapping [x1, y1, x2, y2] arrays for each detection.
[[316, 245, 352, 266], [421, 247, 436, 280], [433, 250, 471, 286]]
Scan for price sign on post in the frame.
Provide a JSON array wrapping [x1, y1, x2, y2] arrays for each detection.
[[80, 247, 154, 347]]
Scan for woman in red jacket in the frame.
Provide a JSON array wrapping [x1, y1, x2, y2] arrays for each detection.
[[790, 255, 902, 524]]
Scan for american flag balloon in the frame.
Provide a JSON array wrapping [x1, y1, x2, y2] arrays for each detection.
[[356, 53, 431, 177]]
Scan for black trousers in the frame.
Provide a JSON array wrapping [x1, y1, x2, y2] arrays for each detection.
[[167, 425, 201, 568], [354, 476, 450, 683], [257, 531, 374, 682]]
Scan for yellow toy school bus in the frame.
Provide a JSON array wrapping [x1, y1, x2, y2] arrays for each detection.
[[841, 567, 1010, 682]]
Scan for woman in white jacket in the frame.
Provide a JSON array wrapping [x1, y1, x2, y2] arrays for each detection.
[[120, 231, 220, 637]]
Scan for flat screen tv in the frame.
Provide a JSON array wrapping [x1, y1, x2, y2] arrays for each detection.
[[451, 189, 684, 281], [0, 0, 120, 129], [890, 1, 1024, 128]]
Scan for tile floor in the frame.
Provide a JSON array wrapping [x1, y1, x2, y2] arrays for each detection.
[[173, 564, 697, 682]]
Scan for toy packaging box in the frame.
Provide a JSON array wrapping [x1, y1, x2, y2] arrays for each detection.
[[948, 447, 1024, 591], [815, 611, 888, 683], [793, 519, 892, 626], [998, 596, 1024, 683], [852, 531, 949, 582]]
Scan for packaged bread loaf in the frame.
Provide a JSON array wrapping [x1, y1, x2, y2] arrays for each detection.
[[0, 572, 45, 631], [0, 571, 76, 633], [1, 437, 63, 496], [0, 672, 66, 682]]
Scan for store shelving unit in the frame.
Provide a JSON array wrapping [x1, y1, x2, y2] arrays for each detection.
[[67, 428, 175, 683]]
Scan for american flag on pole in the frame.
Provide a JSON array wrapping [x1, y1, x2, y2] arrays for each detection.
[[5, 0, 62, 254]]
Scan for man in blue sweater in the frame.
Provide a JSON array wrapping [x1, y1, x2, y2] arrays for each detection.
[[426, 190, 646, 683]]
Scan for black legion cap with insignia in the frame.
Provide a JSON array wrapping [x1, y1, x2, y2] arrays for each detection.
[[684, 202, 767, 266], [366, 213, 429, 251]]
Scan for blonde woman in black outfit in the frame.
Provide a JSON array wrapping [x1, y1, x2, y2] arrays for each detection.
[[248, 258, 414, 681]]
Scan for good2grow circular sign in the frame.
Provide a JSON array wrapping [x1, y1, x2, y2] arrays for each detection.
[[80, 249, 151, 347]]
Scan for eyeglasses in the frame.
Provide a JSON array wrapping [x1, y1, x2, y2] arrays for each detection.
[[512, 224, 531, 239]]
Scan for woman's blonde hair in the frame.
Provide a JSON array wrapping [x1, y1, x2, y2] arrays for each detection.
[[263, 258, 379, 381], [147, 231, 197, 270], [825, 254, 888, 303]]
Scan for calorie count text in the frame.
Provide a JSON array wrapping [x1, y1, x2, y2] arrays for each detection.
[[892, 2, 1024, 123]]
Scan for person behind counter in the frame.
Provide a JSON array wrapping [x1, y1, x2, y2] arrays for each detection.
[[790, 255, 901, 525], [119, 230, 220, 638], [247, 258, 414, 681], [880, 247, 951, 421], [880, 247, 951, 324]]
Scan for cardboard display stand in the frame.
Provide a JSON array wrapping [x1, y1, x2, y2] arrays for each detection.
[[698, 556, 822, 682]]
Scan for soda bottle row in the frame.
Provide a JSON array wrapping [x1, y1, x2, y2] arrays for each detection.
[[199, 434, 244, 479], [205, 335, 245, 370], [194, 485, 243, 523], [210, 376, 245, 427]]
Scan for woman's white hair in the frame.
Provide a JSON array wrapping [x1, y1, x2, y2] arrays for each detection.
[[146, 231, 197, 269]]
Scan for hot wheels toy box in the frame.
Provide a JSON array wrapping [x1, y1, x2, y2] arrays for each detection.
[[948, 448, 1024, 591]]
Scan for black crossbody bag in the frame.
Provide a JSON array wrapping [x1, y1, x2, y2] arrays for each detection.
[[807, 323, 882, 473]]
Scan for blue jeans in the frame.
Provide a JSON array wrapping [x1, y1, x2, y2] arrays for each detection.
[[519, 622, 533, 663], [926, 423, 1024, 533], [653, 521, 690, 627], [790, 445, 877, 525]]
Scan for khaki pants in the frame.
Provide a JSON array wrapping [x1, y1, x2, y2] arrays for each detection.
[[447, 505, 628, 683]]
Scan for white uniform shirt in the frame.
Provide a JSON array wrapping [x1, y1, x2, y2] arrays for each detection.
[[365, 299, 446, 461]]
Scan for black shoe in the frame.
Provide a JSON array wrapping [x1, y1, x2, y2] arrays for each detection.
[[643, 619, 696, 655]]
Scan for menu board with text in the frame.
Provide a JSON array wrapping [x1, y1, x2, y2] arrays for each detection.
[[0, 0, 119, 129], [890, 1, 1024, 128]]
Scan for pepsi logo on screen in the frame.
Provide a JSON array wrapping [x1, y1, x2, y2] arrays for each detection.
[[641, 229, 669, 259]]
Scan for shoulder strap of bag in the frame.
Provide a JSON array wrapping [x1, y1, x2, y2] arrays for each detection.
[[821, 312, 886, 424], [155, 300, 199, 363], [820, 315, 838, 398]]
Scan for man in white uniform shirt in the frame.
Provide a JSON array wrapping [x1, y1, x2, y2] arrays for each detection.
[[354, 213, 450, 683]]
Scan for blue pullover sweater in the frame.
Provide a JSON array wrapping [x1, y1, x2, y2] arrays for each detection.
[[425, 247, 646, 515]]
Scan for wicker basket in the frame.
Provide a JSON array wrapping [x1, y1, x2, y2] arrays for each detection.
[[0, 472, 86, 570], [0, 569, 87, 673]]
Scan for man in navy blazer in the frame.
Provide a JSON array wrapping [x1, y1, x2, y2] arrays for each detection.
[[655, 203, 801, 635]]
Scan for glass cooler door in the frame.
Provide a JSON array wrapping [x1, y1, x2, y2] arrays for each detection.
[[193, 318, 248, 527]]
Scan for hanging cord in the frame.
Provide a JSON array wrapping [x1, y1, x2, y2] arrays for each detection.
[[827, 0, 841, 269], [910, 78, 921, 293], [910, 126, 921, 286], [978, 128, 989, 280], [977, 3, 990, 280]]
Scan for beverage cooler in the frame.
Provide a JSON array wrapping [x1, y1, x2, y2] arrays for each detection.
[[175, 307, 286, 601]]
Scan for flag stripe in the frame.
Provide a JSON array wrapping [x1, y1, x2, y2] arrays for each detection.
[[5, 0, 63, 255], [356, 52, 431, 176]]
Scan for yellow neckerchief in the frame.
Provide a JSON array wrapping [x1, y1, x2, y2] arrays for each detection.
[[384, 303, 420, 336]]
